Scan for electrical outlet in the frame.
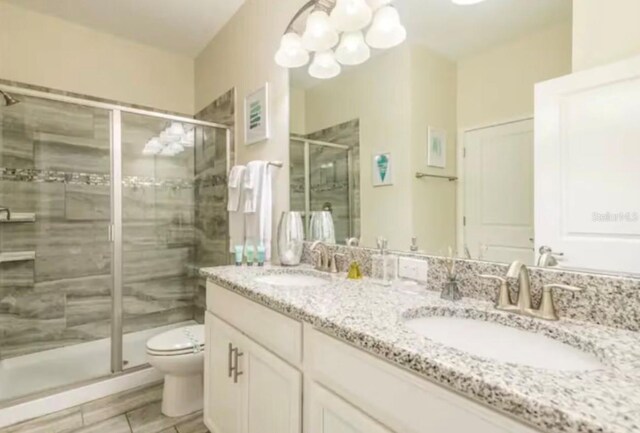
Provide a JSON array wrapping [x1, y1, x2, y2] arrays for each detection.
[[398, 257, 429, 283]]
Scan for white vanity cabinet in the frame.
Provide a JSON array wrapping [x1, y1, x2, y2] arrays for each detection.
[[205, 282, 541, 433], [305, 381, 393, 433], [204, 312, 302, 433]]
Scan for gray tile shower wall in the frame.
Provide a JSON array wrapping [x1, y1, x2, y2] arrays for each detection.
[[0, 94, 196, 360], [193, 88, 234, 323], [304, 119, 360, 242], [301, 242, 640, 332]]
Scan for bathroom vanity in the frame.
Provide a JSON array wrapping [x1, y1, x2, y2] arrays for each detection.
[[201, 266, 640, 433]]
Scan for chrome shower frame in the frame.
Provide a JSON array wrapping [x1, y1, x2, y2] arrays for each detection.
[[0, 84, 232, 376]]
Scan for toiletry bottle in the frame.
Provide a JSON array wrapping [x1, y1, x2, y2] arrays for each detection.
[[257, 244, 266, 267], [372, 237, 398, 285], [234, 245, 244, 266], [245, 243, 255, 266]]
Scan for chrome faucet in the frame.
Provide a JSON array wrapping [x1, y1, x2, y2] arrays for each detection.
[[506, 261, 533, 312], [536, 246, 563, 267], [0, 207, 10, 221], [310, 241, 338, 273], [480, 260, 583, 321]]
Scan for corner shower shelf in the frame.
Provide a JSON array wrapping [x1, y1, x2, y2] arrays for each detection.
[[0, 251, 36, 264], [0, 213, 36, 223]]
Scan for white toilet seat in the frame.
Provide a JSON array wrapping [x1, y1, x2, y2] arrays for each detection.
[[146, 325, 205, 355]]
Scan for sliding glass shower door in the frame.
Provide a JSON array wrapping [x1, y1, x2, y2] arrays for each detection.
[[0, 95, 113, 402], [0, 87, 230, 404]]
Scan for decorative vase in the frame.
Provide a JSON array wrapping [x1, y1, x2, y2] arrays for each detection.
[[277, 211, 305, 266]]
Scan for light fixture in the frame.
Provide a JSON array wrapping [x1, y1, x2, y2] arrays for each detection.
[[330, 0, 373, 32], [309, 50, 341, 79], [365, 6, 406, 49], [277, 1, 407, 80], [143, 138, 163, 156], [302, 11, 339, 52], [275, 33, 310, 68], [451, 0, 486, 4], [335, 31, 370, 65]]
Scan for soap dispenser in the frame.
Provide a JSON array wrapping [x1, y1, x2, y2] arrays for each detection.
[[372, 237, 398, 285]]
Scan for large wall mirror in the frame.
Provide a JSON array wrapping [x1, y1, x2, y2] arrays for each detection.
[[288, 0, 640, 276]]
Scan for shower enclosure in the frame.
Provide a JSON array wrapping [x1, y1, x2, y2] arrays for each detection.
[[290, 137, 357, 243], [0, 86, 230, 405]]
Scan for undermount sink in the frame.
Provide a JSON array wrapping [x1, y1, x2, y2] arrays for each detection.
[[254, 272, 330, 288], [404, 316, 604, 372]]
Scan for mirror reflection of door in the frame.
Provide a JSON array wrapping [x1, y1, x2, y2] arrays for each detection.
[[463, 119, 534, 264]]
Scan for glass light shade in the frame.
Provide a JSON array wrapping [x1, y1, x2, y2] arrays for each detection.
[[330, 0, 373, 32], [302, 11, 339, 52], [365, 6, 407, 49], [167, 122, 185, 139], [275, 33, 310, 68], [335, 31, 370, 65], [143, 138, 163, 155], [308, 50, 342, 80], [366, 0, 392, 11]]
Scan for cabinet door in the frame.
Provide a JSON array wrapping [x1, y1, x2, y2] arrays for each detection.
[[242, 336, 302, 433], [306, 381, 393, 433], [205, 312, 244, 433]]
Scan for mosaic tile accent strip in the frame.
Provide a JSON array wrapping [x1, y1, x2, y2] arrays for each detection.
[[0, 168, 195, 190]]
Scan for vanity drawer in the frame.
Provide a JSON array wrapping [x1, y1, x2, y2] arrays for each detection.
[[304, 325, 540, 433], [207, 281, 303, 366]]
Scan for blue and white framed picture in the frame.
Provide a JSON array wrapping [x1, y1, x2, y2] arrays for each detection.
[[427, 126, 447, 168], [372, 152, 393, 187], [244, 83, 270, 145]]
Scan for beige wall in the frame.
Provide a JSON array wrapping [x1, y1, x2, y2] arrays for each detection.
[[409, 45, 458, 255], [290, 86, 307, 136], [194, 0, 306, 260], [573, 0, 640, 71], [457, 21, 572, 130], [0, 2, 194, 114], [300, 44, 457, 252], [303, 47, 413, 250]]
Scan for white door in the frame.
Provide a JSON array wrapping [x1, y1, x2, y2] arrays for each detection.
[[305, 381, 393, 433], [204, 313, 244, 433], [243, 336, 302, 433], [535, 55, 640, 275], [464, 120, 535, 264]]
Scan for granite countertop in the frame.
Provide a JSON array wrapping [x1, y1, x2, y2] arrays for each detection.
[[200, 265, 640, 433]]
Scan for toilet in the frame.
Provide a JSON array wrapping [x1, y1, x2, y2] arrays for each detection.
[[146, 325, 205, 417]]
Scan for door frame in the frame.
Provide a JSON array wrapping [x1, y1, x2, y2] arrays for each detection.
[[456, 116, 534, 259]]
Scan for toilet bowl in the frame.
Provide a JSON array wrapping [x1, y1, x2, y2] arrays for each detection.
[[146, 325, 205, 417]]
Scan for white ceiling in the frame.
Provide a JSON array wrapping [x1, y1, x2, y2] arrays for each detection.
[[397, 0, 572, 59], [1, 0, 246, 57]]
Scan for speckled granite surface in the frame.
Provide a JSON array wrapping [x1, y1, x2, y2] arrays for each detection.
[[301, 242, 640, 332], [200, 265, 640, 433]]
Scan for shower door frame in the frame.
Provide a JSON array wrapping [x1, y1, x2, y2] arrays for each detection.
[[0, 84, 231, 377], [290, 136, 354, 239]]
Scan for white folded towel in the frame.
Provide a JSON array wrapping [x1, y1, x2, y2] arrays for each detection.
[[228, 165, 247, 253], [227, 166, 246, 212], [244, 161, 273, 260], [243, 160, 263, 213]]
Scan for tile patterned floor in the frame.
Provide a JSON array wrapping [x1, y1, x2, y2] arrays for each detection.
[[0, 382, 208, 433]]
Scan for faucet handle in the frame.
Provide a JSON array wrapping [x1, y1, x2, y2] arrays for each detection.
[[479, 275, 512, 310], [535, 284, 584, 321]]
